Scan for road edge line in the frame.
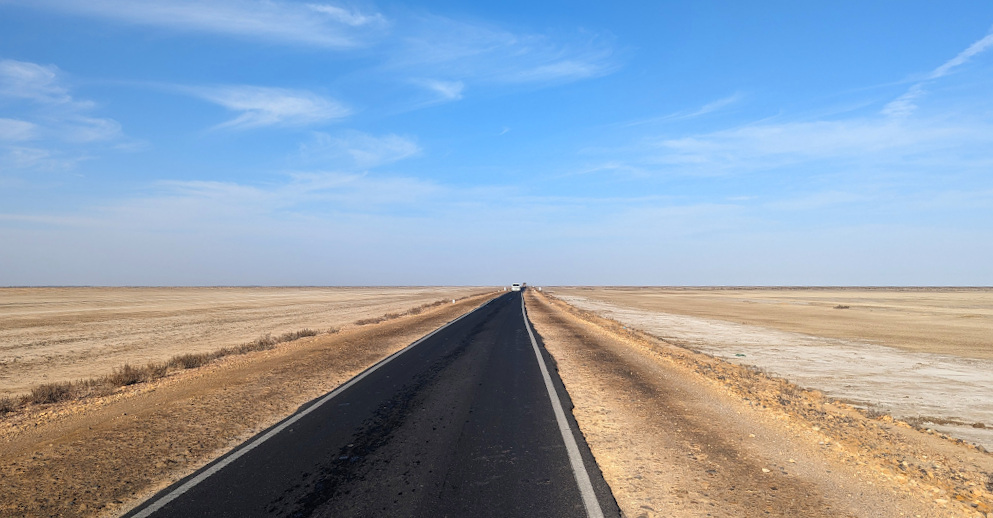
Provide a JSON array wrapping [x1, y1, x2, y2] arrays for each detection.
[[521, 292, 605, 518], [127, 296, 496, 518]]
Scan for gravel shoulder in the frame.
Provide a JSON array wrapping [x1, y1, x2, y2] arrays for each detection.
[[526, 290, 993, 518], [0, 292, 498, 518]]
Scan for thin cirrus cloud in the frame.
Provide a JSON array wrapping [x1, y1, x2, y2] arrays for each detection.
[[0, 59, 125, 171], [16, 0, 388, 48], [643, 117, 993, 177], [0, 118, 38, 142], [883, 27, 993, 118], [389, 14, 618, 89], [299, 131, 421, 169], [182, 85, 352, 130], [594, 32, 993, 179], [0, 59, 78, 105], [411, 79, 465, 102], [617, 93, 745, 128]]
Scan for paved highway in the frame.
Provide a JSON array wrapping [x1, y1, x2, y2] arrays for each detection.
[[125, 291, 620, 517]]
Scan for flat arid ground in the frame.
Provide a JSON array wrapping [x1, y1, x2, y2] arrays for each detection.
[[0, 287, 487, 396], [549, 287, 993, 449], [2, 286, 992, 517], [526, 290, 993, 517]]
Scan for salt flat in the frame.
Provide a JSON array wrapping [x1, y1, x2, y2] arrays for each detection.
[[550, 287, 993, 448], [0, 287, 487, 396]]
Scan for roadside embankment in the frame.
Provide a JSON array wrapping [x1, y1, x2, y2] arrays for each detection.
[[526, 290, 993, 518]]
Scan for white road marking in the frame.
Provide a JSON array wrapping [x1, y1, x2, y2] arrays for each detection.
[[521, 294, 605, 518], [128, 298, 492, 518]]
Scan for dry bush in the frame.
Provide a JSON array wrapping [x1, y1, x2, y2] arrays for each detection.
[[864, 406, 887, 419], [1, 323, 374, 418], [146, 362, 169, 379], [0, 396, 16, 415], [276, 329, 319, 343], [169, 353, 213, 370], [29, 382, 75, 404], [251, 333, 278, 349], [834, 304, 851, 309], [106, 364, 146, 386], [354, 317, 384, 326]]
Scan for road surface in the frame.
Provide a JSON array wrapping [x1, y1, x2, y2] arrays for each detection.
[[125, 290, 619, 517]]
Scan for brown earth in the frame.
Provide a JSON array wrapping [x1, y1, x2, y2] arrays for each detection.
[[0, 292, 498, 518], [526, 290, 993, 518], [549, 287, 993, 360], [0, 286, 488, 396]]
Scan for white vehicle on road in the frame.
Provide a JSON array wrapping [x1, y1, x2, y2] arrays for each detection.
[[511, 283, 522, 292]]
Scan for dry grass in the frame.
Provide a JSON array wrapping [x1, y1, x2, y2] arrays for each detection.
[[4, 327, 335, 416], [354, 298, 458, 325], [0, 396, 15, 416], [3, 301, 460, 416]]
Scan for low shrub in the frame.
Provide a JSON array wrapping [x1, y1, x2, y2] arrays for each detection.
[[29, 382, 75, 404], [146, 362, 169, 379], [169, 353, 212, 370], [277, 329, 319, 342], [106, 364, 146, 386], [0, 396, 16, 415]]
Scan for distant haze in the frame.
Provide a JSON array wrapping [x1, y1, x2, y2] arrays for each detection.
[[1, 2, 991, 286]]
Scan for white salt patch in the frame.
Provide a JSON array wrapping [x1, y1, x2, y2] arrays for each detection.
[[559, 295, 993, 449]]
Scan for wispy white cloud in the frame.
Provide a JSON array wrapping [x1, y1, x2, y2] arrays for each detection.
[[305, 4, 386, 27], [183, 85, 351, 130], [19, 0, 387, 48], [649, 117, 993, 173], [299, 131, 421, 168], [388, 15, 618, 88], [0, 146, 86, 172], [928, 30, 993, 80], [0, 118, 38, 141], [412, 79, 465, 102], [0, 59, 126, 171], [883, 28, 993, 117], [619, 93, 744, 128], [0, 59, 76, 105]]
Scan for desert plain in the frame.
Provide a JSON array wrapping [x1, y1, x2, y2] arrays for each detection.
[[1, 286, 992, 517], [0, 286, 487, 396]]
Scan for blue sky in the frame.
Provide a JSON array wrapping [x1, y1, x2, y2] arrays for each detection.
[[1, 1, 992, 285]]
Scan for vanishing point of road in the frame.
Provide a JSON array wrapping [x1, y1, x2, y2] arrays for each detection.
[[125, 290, 620, 517]]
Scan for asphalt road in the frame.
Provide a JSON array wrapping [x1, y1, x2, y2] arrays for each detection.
[[125, 290, 620, 518]]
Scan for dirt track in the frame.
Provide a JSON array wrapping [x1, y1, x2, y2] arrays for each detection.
[[527, 290, 993, 517]]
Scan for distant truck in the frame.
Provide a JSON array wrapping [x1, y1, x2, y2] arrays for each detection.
[[511, 283, 522, 292]]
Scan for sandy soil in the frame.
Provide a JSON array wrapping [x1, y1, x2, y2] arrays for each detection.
[[550, 287, 993, 450], [550, 287, 993, 360], [527, 290, 993, 518], [0, 292, 498, 517], [0, 287, 487, 396]]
